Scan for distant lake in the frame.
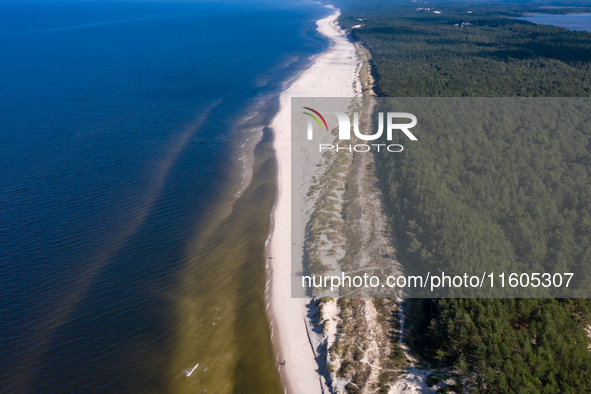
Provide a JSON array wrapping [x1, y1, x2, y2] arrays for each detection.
[[515, 13, 591, 32]]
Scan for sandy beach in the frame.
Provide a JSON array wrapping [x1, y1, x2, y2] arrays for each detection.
[[267, 6, 359, 394]]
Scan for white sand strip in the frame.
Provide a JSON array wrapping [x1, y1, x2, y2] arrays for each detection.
[[268, 7, 359, 394]]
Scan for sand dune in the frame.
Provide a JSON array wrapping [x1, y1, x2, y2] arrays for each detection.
[[267, 7, 359, 394]]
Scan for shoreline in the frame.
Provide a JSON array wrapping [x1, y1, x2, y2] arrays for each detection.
[[266, 6, 360, 394]]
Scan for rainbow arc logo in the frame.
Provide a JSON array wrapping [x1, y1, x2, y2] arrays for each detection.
[[302, 107, 328, 132]]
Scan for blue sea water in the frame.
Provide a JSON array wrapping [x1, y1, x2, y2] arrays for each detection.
[[515, 13, 591, 32], [0, 1, 331, 392]]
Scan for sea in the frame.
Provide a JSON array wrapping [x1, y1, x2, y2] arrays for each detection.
[[515, 13, 591, 32], [0, 1, 331, 393]]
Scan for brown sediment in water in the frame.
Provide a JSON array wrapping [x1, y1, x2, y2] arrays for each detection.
[[168, 126, 283, 394]]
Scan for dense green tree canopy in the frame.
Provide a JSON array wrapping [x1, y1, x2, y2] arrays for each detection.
[[338, 3, 591, 392]]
